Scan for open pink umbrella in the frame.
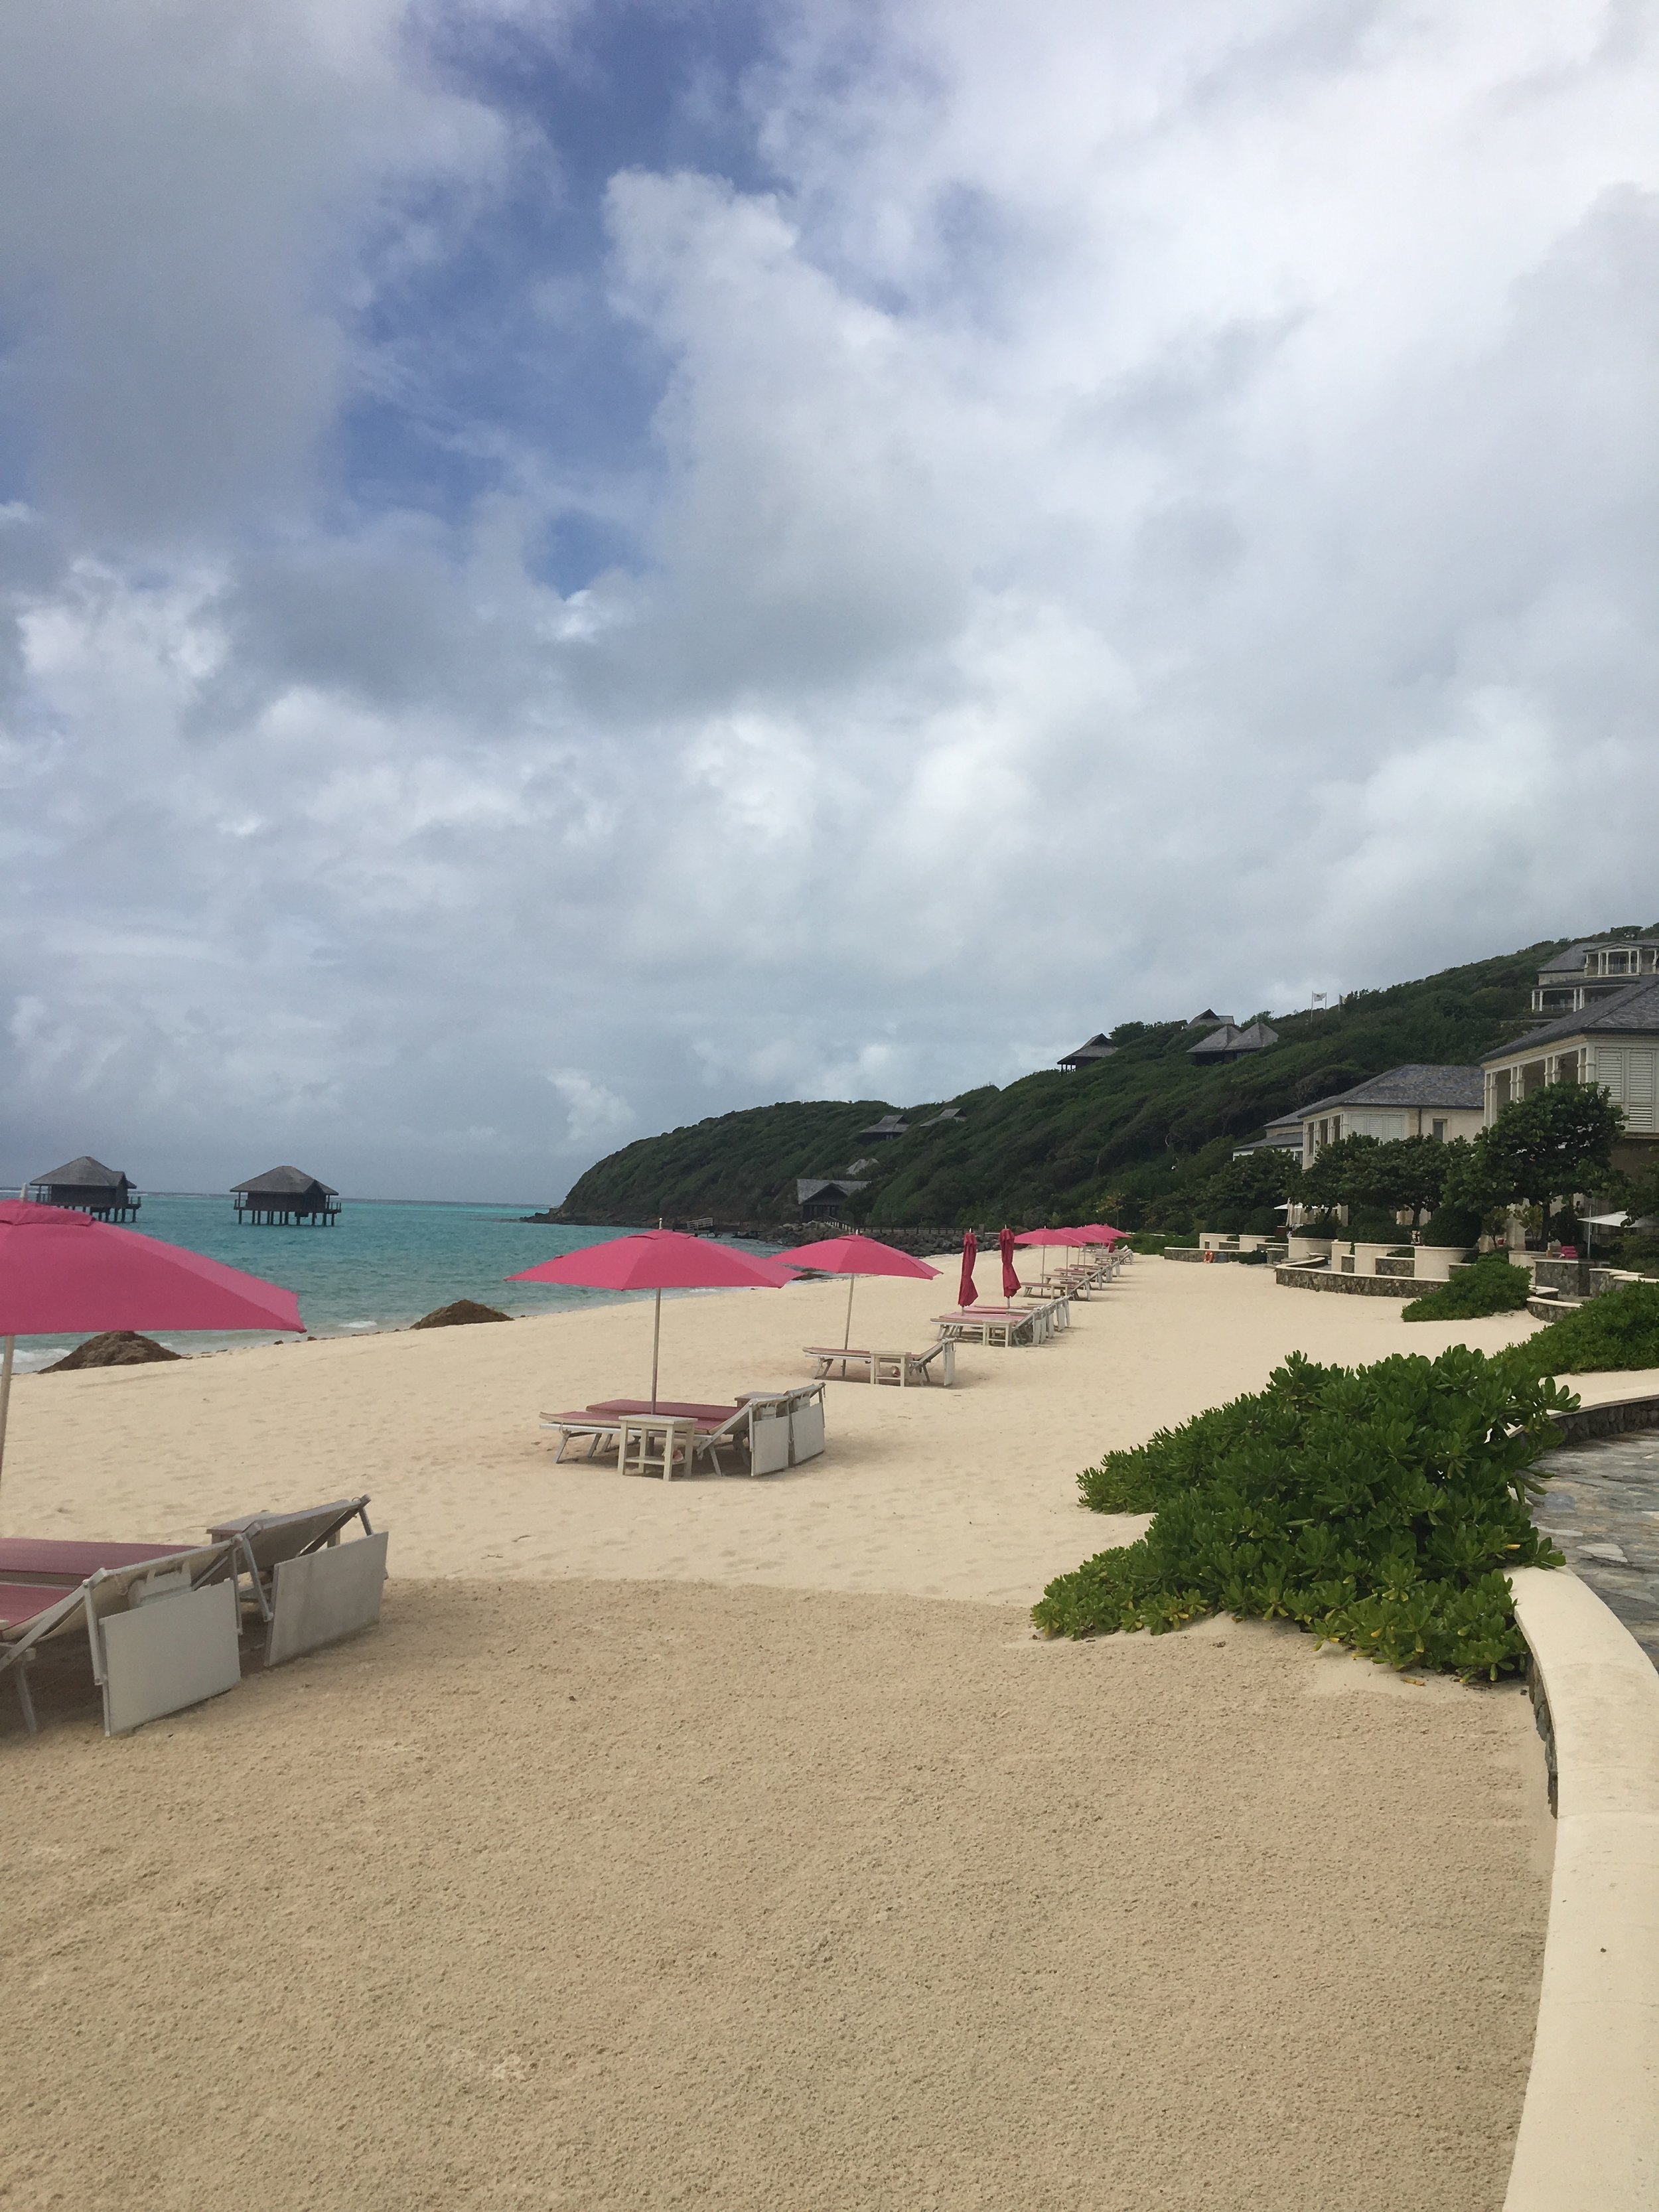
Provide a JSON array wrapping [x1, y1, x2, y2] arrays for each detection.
[[999, 1226, 1020, 1300], [781, 1233, 940, 1348], [1013, 1225, 1089, 1288], [509, 1229, 799, 1410], [957, 1230, 978, 1309], [0, 1198, 305, 1497]]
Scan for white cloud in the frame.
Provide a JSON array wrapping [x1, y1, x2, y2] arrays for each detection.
[[1, 0, 1656, 1199]]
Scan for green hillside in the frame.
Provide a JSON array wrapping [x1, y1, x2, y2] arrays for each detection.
[[556, 933, 1624, 1231]]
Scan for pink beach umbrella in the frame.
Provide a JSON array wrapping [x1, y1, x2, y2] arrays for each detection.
[[957, 1230, 978, 1310], [0, 1198, 305, 1502], [1013, 1225, 1088, 1288], [510, 1228, 800, 1411], [781, 1232, 940, 1349]]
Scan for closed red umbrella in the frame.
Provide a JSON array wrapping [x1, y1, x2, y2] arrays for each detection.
[[510, 1228, 799, 1410], [957, 1230, 978, 1309], [0, 1199, 305, 1501], [999, 1226, 1020, 1299], [782, 1233, 940, 1347]]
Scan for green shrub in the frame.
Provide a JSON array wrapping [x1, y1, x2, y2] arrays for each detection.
[[1035, 1346, 1569, 1678], [1417, 1205, 1482, 1250], [1503, 1280, 1659, 1380], [1347, 1211, 1405, 1243], [1401, 1254, 1532, 1322]]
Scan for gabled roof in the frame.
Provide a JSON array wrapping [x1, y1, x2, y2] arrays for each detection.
[[1295, 1064, 1484, 1118], [1537, 935, 1659, 977], [31, 1155, 130, 1187], [1188, 1025, 1241, 1056], [1486, 978, 1659, 1059], [795, 1177, 869, 1203], [232, 1164, 338, 1197], [1058, 1033, 1116, 1065], [1183, 1009, 1234, 1029], [919, 1106, 968, 1124], [1190, 1021, 1276, 1057], [857, 1114, 908, 1138]]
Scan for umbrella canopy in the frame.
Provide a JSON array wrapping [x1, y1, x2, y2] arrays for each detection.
[[1077, 1223, 1127, 1243], [1012, 1225, 1088, 1288], [0, 1199, 305, 1499], [999, 1226, 1020, 1300], [774, 1232, 939, 1347], [957, 1230, 979, 1310], [508, 1229, 798, 1409]]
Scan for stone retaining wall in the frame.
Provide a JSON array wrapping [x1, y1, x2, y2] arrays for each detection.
[[1273, 1264, 1419, 1298], [1549, 1392, 1659, 1446]]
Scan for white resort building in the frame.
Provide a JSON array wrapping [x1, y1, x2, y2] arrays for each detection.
[[1480, 978, 1659, 1167], [1295, 1065, 1487, 1165]]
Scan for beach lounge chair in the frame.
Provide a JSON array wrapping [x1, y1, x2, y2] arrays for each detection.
[[204, 1497, 386, 1668], [547, 1385, 828, 1477], [542, 1410, 626, 1463], [934, 1307, 1046, 1348], [0, 1540, 242, 1737], [805, 1342, 956, 1386]]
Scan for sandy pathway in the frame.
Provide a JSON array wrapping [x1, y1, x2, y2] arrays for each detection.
[[0, 1256, 1585, 2211], [4, 1579, 1550, 2212]]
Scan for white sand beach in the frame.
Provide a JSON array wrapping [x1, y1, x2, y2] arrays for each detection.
[[2, 1254, 1612, 2210], [3, 1246, 1640, 1601]]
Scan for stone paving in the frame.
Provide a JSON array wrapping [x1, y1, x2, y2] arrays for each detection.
[[1533, 1431, 1659, 1666]]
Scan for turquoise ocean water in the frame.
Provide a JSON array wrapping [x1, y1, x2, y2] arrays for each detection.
[[7, 1195, 786, 1371]]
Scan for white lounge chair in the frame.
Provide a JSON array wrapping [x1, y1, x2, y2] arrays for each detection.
[[204, 1497, 386, 1668], [0, 1540, 242, 1737], [805, 1342, 956, 1386]]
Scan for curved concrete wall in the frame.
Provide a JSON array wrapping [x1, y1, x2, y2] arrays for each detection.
[[1504, 1568, 1659, 2210]]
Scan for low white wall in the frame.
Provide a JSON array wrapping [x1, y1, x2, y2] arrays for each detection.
[[1349, 1240, 1404, 1276], [1411, 1244, 1468, 1282], [1504, 1568, 1659, 2210]]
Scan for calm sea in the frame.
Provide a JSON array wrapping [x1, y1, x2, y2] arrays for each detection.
[[8, 1195, 786, 1371]]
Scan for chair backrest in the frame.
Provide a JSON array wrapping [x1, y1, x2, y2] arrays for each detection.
[[206, 1497, 371, 1574]]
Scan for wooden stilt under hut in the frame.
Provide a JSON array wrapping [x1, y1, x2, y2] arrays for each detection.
[[232, 1165, 340, 1226]]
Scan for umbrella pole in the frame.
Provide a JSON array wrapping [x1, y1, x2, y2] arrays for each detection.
[[0, 1334, 13, 1508], [650, 1289, 662, 1414], [843, 1274, 857, 1350]]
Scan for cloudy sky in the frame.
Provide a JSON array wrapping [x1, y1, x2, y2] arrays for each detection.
[[2, 0, 1655, 1201]]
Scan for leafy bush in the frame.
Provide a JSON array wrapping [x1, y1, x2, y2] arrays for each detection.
[[1346, 1211, 1405, 1243], [1401, 1254, 1532, 1321], [1502, 1280, 1659, 1380], [1034, 1347, 1569, 1677], [1417, 1205, 1482, 1250]]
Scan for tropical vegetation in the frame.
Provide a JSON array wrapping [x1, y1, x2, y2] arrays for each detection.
[[558, 934, 1577, 1227], [1032, 1346, 1569, 1678]]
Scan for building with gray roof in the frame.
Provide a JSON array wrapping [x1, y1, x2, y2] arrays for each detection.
[[232, 1165, 340, 1226], [1482, 978, 1659, 1164], [25, 1155, 141, 1222], [1294, 1066, 1486, 1167], [1532, 932, 1659, 1015]]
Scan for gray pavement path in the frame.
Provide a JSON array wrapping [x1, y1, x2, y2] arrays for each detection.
[[1533, 1432, 1659, 1666]]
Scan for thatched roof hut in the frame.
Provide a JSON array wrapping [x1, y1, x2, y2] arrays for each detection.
[[26, 1156, 141, 1222], [232, 1165, 340, 1225]]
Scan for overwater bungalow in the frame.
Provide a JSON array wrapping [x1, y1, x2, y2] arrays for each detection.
[[25, 1155, 141, 1222], [232, 1165, 340, 1226]]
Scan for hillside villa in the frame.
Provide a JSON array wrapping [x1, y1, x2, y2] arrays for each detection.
[[1481, 976, 1659, 1171], [1530, 931, 1659, 1013], [1297, 1065, 1487, 1163]]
